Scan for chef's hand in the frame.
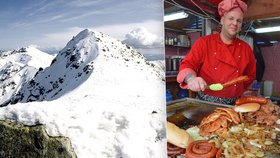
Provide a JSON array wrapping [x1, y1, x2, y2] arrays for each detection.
[[186, 76, 207, 92]]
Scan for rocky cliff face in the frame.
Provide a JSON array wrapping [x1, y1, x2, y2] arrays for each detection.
[[0, 120, 76, 158]]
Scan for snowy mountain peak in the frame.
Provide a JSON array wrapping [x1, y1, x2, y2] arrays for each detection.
[[25, 45, 47, 55], [74, 28, 92, 40], [60, 29, 94, 53], [8, 29, 164, 104], [0, 46, 54, 106], [0, 46, 53, 69]]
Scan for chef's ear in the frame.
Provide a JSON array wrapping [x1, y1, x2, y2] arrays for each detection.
[[220, 17, 224, 25]]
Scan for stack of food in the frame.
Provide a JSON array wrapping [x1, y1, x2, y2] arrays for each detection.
[[235, 97, 280, 127], [212, 96, 280, 158], [198, 107, 241, 136], [166, 96, 280, 158]]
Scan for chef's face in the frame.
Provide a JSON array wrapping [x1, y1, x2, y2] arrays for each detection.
[[220, 10, 243, 38]]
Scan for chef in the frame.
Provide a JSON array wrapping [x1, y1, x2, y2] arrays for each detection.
[[177, 0, 256, 105]]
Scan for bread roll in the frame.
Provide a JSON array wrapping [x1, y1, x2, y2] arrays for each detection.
[[167, 121, 193, 148], [233, 103, 260, 113]]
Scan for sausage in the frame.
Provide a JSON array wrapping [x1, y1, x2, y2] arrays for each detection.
[[235, 96, 268, 105], [215, 148, 222, 158], [167, 143, 185, 157], [222, 76, 250, 88], [185, 140, 218, 158]]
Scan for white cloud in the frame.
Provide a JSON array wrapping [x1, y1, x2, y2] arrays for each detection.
[[59, 10, 104, 22], [122, 27, 163, 48], [67, 0, 104, 7], [93, 20, 164, 45], [34, 20, 163, 51], [11, 14, 67, 29], [28, 44, 40, 48], [32, 27, 84, 49], [26, 1, 63, 17]]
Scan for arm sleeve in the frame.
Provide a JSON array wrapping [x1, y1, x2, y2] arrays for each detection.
[[177, 68, 196, 89], [177, 38, 206, 89]]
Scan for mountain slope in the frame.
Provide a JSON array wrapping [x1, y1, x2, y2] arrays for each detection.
[[0, 47, 54, 106], [10, 29, 164, 104], [0, 29, 166, 157]]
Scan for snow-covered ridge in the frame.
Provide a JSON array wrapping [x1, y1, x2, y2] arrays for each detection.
[[0, 47, 54, 106], [0, 46, 54, 69], [10, 29, 164, 104]]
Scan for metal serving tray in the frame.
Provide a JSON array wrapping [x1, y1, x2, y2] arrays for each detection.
[[167, 97, 232, 126], [166, 98, 280, 158]]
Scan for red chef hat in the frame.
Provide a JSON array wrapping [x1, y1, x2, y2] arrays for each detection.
[[218, 0, 247, 17]]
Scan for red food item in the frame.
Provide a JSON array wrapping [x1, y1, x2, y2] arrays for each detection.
[[208, 0, 222, 5], [167, 143, 186, 157], [235, 96, 268, 105], [222, 76, 249, 88], [215, 148, 222, 158], [185, 140, 218, 158]]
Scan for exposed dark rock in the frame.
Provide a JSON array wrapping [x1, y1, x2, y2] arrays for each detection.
[[0, 120, 77, 158]]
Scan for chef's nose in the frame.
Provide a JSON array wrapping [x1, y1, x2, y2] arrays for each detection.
[[232, 20, 238, 25]]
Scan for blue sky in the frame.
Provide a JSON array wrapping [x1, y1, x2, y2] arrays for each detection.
[[0, 0, 164, 56]]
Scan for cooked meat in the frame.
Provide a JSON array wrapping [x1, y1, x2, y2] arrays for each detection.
[[243, 101, 280, 127], [198, 108, 241, 136]]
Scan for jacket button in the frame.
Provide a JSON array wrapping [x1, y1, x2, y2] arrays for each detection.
[[236, 70, 239, 72], [214, 67, 217, 70]]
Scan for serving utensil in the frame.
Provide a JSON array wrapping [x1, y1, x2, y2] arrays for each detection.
[[206, 76, 250, 91]]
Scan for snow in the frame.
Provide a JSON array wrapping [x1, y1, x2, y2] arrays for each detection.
[[0, 47, 54, 105], [25, 46, 55, 68], [0, 29, 167, 158], [0, 46, 54, 69]]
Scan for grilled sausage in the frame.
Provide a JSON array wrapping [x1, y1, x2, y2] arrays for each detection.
[[235, 96, 268, 105], [185, 140, 218, 158], [215, 148, 222, 158], [167, 143, 186, 157], [222, 76, 249, 88]]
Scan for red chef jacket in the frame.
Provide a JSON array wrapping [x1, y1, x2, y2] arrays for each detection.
[[179, 33, 256, 98]]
